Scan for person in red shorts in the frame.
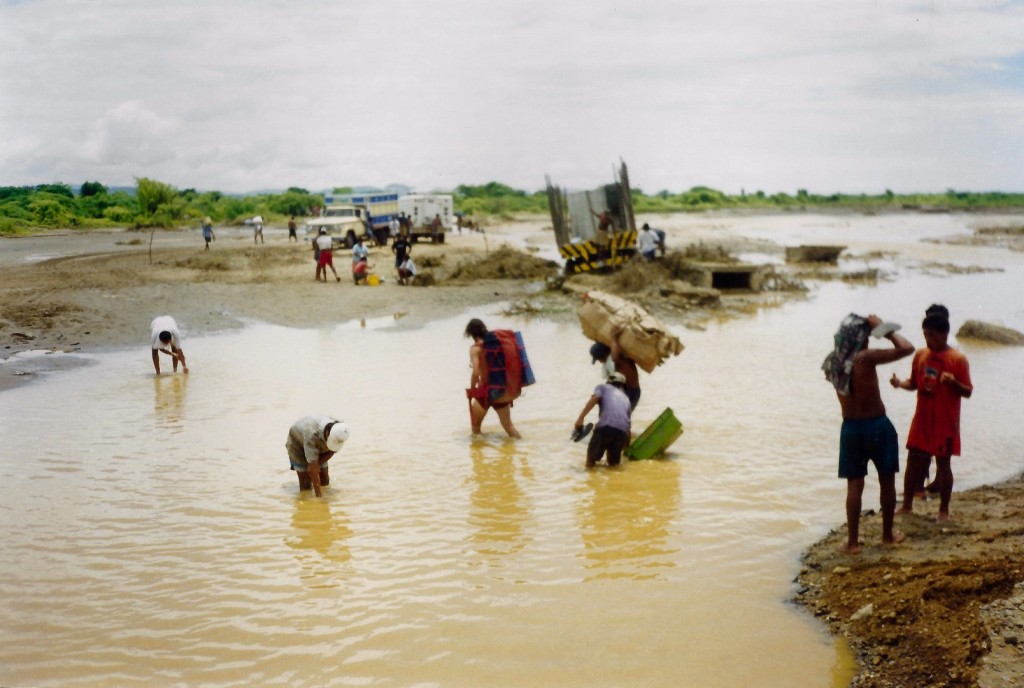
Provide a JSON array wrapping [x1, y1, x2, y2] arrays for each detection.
[[464, 318, 521, 438], [314, 229, 341, 282], [891, 312, 973, 522]]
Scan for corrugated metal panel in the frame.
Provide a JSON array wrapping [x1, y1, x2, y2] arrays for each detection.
[[566, 190, 607, 241]]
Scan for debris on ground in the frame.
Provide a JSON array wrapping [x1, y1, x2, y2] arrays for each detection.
[[445, 244, 558, 282], [795, 474, 1024, 688]]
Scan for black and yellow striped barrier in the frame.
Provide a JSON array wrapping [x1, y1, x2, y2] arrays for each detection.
[[559, 229, 637, 273]]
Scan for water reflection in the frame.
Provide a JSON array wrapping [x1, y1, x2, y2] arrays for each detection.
[[576, 460, 681, 581], [286, 498, 352, 587], [466, 437, 531, 560], [153, 374, 187, 432]]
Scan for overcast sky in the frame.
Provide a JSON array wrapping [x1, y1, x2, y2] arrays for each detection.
[[1, 0, 1022, 195]]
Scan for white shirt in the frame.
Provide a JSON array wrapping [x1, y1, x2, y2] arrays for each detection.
[[638, 229, 658, 253], [315, 234, 333, 251], [150, 315, 182, 350], [400, 258, 418, 275]]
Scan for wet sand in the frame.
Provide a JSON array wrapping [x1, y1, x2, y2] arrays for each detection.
[[3, 211, 1024, 686]]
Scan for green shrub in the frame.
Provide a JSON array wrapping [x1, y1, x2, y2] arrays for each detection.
[[29, 198, 77, 226], [103, 206, 136, 223]]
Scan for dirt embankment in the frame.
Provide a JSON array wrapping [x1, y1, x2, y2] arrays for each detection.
[[795, 475, 1024, 687]]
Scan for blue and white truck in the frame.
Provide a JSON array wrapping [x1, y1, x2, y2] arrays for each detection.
[[304, 192, 399, 248]]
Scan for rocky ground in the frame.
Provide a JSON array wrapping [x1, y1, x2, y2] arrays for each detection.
[[795, 474, 1024, 687]]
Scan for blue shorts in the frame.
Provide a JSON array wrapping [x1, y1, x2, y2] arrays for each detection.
[[839, 415, 900, 479]]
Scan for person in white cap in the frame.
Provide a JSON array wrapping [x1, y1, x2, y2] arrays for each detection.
[[573, 371, 633, 468], [150, 315, 188, 375], [286, 416, 350, 497]]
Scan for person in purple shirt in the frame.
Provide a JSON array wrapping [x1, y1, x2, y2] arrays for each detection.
[[574, 371, 633, 468]]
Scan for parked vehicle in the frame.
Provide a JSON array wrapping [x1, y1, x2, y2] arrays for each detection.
[[398, 194, 453, 243], [305, 193, 399, 248]]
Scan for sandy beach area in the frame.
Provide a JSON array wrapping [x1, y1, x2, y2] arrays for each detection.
[[3, 213, 1023, 687]]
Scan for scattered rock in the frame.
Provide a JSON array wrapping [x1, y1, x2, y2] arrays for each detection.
[[957, 320, 1024, 346], [851, 603, 874, 621]]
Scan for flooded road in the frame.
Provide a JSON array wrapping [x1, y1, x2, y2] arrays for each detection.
[[2, 215, 1024, 687]]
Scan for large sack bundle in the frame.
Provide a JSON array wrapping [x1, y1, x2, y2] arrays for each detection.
[[576, 291, 684, 373]]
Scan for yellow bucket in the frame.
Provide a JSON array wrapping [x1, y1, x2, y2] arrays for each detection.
[[367, 274, 380, 286]]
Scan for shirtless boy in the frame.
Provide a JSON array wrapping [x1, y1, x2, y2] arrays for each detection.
[[823, 313, 914, 554]]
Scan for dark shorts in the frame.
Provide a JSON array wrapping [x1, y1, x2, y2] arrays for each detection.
[[839, 415, 900, 479], [625, 386, 641, 411], [587, 425, 629, 466]]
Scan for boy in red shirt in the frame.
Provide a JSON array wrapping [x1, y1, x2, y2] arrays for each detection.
[[891, 313, 973, 522]]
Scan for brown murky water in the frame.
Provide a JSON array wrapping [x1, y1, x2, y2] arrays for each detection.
[[3, 215, 1024, 687]]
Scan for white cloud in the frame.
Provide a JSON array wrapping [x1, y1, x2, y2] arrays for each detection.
[[1, 0, 1022, 194]]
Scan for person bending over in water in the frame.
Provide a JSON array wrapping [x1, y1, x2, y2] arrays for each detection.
[[286, 416, 349, 497], [574, 371, 632, 468], [823, 313, 913, 554], [150, 315, 189, 375]]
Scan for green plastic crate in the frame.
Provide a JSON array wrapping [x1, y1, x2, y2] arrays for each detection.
[[626, 407, 683, 460]]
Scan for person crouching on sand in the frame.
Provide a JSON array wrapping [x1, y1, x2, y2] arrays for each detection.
[[822, 313, 913, 554], [286, 416, 349, 497]]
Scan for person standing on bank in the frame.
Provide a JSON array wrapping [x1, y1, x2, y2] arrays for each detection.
[[891, 311, 973, 523], [201, 217, 215, 252], [638, 223, 658, 261], [823, 313, 913, 554], [251, 215, 264, 244], [392, 233, 411, 271], [287, 215, 298, 242], [150, 315, 189, 375], [314, 229, 340, 282], [574, 371, 633, 468], [286, 416, 349, 497]]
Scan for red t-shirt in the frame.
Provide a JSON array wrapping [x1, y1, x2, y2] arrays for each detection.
[[906, 346, 972, 456]]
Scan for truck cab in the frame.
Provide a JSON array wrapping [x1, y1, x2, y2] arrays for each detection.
[[303, 204, 370, 248]]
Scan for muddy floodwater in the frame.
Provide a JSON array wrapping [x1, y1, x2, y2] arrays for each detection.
[[3, 214, 1024, 687]]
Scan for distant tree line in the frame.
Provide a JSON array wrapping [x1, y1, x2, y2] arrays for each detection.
[[0, 179, 324, 234], [631, 186, 1024, 213], [2, 178, 1022, 234]]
